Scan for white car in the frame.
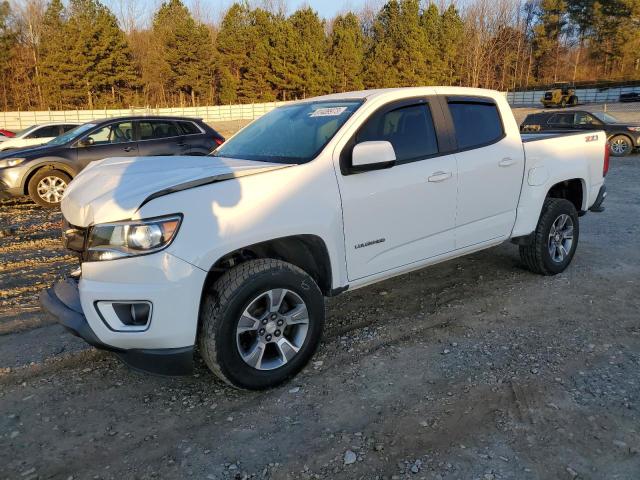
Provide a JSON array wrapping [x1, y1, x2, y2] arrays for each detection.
[[0, 123, 80, 151], [41, 87, 608, 389]]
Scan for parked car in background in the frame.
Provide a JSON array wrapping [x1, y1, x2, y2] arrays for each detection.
[[0, 116, 225, 207], [619, 92, 640, 103], [0, 123, 80, 151], [520, 110, 640, 157], [0, 128, 15, 139]]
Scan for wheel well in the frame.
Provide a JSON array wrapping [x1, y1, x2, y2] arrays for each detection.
[[203, 235, 333, 296], [22, 164, 75, 195], [547, 179, 584, 211], [608, 133, 633, 144]]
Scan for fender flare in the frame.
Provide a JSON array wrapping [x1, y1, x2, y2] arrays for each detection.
[[21, 160, 78, 194]]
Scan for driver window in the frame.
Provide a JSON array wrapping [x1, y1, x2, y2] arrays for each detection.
[[86, 122, 134, 145], [575, 113, 597, 125], [356, 104, 439, 162]]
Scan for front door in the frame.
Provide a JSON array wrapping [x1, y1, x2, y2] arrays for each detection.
[[76, 121, 138, 169], [336, 99, 458, 281]]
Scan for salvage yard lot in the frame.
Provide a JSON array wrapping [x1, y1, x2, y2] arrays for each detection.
[[1, 149, 640, 477]]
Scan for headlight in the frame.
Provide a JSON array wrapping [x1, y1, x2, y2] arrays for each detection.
[[86, 215, 182, 261], [0, 158, 25, 168], [627, 127, 640, 132]]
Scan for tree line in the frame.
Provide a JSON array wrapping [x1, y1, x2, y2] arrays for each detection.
[[0, 0, 638, 111]]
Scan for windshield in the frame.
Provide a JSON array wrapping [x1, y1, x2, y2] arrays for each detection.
[[47, 123, 97, 146], [213, 100, 363, 163], [592, 112, 619, 124]]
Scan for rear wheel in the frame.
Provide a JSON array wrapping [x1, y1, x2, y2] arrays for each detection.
[[520, 198, 579, 275], [609, 135, 632, 157], [27, 169, 71, 208], [199, 259, 325, 390]]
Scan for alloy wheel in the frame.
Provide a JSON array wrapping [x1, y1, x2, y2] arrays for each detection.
[[36, 176, 67, 204], [547, 214, 574, 263], [236, 289, 309, 370]]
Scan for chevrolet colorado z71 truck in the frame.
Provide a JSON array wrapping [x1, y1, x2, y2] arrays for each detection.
[[41, 87, 608, 390]]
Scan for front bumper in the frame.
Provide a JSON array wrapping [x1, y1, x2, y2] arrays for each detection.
[[40, 277, 194, 375]]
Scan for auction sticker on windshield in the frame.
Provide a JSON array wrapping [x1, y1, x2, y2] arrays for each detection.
[[310, 107, 348, 117]]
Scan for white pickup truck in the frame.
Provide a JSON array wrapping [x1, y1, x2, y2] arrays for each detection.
[[41, 87, 608, 389]]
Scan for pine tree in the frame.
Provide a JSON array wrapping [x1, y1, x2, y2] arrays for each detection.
[[238, 8, 276, 102], [216, 2, 251, 103], [38, 0, 68, 108], [153, 0, 215, 106], [531, 0, 569, 83], [0, 1, 15, 109], [68, 0, 137, 108], [364, 0, 429, 87], [328, 13, 365, 92], [439, 5, 464, 85], [287, 7, 332, 98], [420, 3, 443, 84]]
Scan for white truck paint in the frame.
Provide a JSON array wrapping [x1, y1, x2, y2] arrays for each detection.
[[42, 87, 608, 388]]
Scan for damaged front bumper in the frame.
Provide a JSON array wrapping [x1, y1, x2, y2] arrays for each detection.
[[40, 277, 194, 376]]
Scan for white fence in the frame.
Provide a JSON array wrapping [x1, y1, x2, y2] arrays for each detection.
[[0, 101, 291, 130], [506, 85, 640, 106], [2, 85, 639, 129]]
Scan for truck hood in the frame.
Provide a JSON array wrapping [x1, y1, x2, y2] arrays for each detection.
[[62, 155, 290, 227]]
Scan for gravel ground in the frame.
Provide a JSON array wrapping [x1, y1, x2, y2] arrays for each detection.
[[1, 142, 639, 479]]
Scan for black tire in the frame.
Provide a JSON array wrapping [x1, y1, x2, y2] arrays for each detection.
[[570, 95, 578, 106], [27, 169, 71, 208], [520, 198, 579, 275], [609, 135, 633, 157], [199, 259, 325, 390]]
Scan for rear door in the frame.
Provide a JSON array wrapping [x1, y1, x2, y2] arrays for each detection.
[[75, 120, 138, 169], [136, 120, 190, 156], [337, 97, 458, 281], [444, 96, 525, 248]]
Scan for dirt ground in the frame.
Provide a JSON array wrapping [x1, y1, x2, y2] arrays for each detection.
[[1, 134, 640, 479]]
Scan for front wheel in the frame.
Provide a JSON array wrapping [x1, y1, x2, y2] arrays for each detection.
[[199, 259, 325, 390], [520, 198, 579, 275], [27, 169, 71, 208]]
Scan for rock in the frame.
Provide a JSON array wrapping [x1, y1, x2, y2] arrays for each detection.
[[289, 387, 301, 394], [344, 450, 357, 465], [566, 466, 578, 478]]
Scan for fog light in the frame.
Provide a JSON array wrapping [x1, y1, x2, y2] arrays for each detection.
[[95, 301, 152, 332]]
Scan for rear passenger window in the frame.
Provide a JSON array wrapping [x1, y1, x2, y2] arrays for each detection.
[[448, 101, 503, 150], [178, 121, 201, 135], [139, 121, 180, 140], [357, 104, 438, 162]]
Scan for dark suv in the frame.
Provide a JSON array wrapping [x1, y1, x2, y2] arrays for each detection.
[[520, 110, 640, 157], [0, 116, 225, 207]]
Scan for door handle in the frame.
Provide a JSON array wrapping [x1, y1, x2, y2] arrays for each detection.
[[428, 171, 452, 182], [123, 146, 135, 152], [499, 158, 517, 167]]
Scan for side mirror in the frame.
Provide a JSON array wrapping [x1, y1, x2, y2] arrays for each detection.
[[351, 141, 396, 172], [78, 137, 94, 147]]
